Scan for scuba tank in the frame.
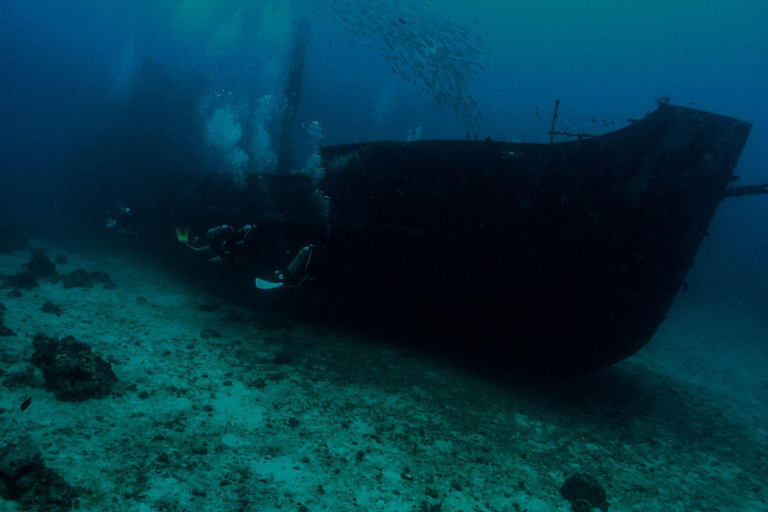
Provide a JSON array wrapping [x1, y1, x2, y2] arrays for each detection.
[[206, 224, 229, 238], [287, 245, 313, 274], [255, 245, 316, 290]]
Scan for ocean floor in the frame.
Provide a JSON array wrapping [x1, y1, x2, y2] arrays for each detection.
[[1, 242, 767, 512]]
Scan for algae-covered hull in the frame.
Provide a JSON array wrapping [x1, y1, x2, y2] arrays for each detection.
[[89, 105, 752, 374]]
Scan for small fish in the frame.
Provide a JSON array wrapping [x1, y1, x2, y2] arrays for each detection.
[[21, 397, 32, 411], [398, 18, 407, 24]]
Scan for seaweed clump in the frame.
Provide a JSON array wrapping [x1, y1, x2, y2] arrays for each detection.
[[561, 473, 608, 512], [1, 254, 57, 290], [41, 301, 63, 316], [0, 440, 80, 511], [31, 334, 118, 401], [3, 272, 38, 290], [27, 253, 56, 278]]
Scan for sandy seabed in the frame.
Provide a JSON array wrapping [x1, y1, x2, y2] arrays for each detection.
[[1, 242, 766, 512]]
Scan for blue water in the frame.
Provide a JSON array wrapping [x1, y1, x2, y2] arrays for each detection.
[[3, 0, 766, 311], [1, 1, 767, 511], [2, 1, 767, 254]]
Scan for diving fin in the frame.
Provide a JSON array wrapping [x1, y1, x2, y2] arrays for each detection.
[[175, 227, 189, 243], [255, 278, 284, 290], [255, 274, 309, 290], [186, 244, 212, 252]]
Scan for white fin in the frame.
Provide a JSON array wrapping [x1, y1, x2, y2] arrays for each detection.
[[255, 278, 284, 290]]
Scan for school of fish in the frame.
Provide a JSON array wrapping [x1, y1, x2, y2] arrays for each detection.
[[303, 0, 485, 128]]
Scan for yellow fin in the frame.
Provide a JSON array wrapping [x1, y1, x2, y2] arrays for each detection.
[[175, 227, 189, 243]]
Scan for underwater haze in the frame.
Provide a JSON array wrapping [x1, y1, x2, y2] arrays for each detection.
[[2, 0, 768, 307], [1, 1, 768, 511]]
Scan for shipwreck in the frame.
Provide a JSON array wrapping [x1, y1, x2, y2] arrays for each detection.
[[77, 104, 760, 374]]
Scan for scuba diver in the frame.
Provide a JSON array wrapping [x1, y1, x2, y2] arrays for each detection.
[[181, 223, 321, 290], [105, 201, 138, 236], [183, 223, 255, 264]]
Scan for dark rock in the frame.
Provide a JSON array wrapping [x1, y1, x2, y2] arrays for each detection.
[[561, 474, 608, 512], [59, 269, 92, 289], [6, 289, 22, 298], [418, 502, 442, 512], [31, 334, 118, 401], [249, 377, 266, 389], [54, 254, 68, 265], [273, 349, 293, 365], [1, 367, 35, 388], [200, 329, 221, 340], [266, 371, 287, 382], [190, 440, 208, 455], [41, 301, 63, 316], [27, 253, 56, 278], [0, 440, 80, 511], [103, 281, 118, 290], [89, 271, 111, 284], [136, 296, 149, 304], [572, 499, 594, 512], [59, 269, 113, 289], [0, 303, 6, 312], [0, 322, 15, 338], [3, 272, 38, 290]]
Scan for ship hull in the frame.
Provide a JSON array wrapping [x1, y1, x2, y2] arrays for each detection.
[[73, 105, 753, 374]]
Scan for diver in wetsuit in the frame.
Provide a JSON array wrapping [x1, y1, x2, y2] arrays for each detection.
[[185, 223, 258, 267], [105, 202, 138, 235], [183, 223, 322, 289]]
